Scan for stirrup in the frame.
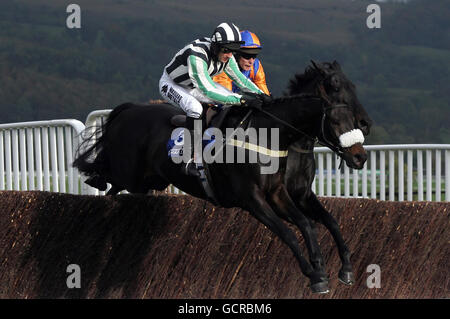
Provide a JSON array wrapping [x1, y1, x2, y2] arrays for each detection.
[[184, 159, 200, 177]]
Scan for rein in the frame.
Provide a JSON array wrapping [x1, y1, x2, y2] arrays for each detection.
[[255, 83, 351, 160]]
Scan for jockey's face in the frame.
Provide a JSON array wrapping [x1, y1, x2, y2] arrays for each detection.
[[238, 56, 255, 71], [217, 51, 233, 63], [238, 51, 258, 71]]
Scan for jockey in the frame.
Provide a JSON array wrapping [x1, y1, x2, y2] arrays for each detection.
[[159, 22, 267, 177], [213, 30, 270, 95]]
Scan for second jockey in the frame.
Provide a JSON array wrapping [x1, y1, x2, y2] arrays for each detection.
[[213, 30, 270, 95]]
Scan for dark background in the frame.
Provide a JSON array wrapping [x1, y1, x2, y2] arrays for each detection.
[[0, 0, 448, 144]]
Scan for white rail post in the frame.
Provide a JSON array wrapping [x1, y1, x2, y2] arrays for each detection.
[[318, 153, 324, 196], [34, 128, 43, 191], [362, 158, 368, 198], [370, 150, 377, 199], [12, 130, 20, 190], [5, 131, 12, 190], [57, 127, 66, 193], [312, 170, 316, 194], [326, 153, 332, 196], [417, 150, 423, 201], [446, 150, 450, 202], [26, 128, 35, 190], [435, 150, 441, 202], [398, 150, 404, 201], [312, 153, 316, 194], [65, 127, 74, 193], [426, 150, 432, 201], [0, 132, 4, 190], [353, 168, 359, 197], [42, 128, 50, 191], [407, 150, 413, 201], [19, 129, 27, 191], [49, 127, 58, 192], [335, 153, 341, 197], [388, 151, 395, 201], [344, 162, 350, 197]]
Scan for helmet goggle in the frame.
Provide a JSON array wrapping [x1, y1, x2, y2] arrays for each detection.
[[217, 41, 244, 53], [239, 52, 258, 59]]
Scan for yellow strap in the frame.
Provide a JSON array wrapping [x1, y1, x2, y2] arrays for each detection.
[[226, 138, 289, 158]]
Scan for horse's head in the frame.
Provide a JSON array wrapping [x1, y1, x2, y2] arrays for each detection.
[[288, 60, 373, 136], [309, 61, 370, 169], [318, 103, 368, 169]]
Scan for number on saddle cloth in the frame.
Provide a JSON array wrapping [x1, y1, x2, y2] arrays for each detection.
[[167, 104, 230, 160]]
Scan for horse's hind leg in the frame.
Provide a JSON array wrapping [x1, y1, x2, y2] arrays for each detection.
[[245, 190, 329, 294], [299, 193, 354, 285], [106, 185, 123, 196], [85, 174, 107, 191]]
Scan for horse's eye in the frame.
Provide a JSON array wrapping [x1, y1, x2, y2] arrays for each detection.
[[330, 76, 340, 92]]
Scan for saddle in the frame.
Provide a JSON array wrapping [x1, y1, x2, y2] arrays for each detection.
[[170, 104, 232, 130]]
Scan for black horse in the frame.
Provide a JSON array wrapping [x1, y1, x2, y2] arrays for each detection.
[[73, 61, 370, 293], [284, 60, 373, 287]]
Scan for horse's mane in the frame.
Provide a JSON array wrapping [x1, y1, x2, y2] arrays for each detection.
[[287, 67, 319, 95], [264, 93, 320, 108], [273, 93, 318, 103], [286, 62, 338, 95]]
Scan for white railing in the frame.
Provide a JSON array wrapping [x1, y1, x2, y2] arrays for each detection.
[[1, 111, 448, 202], [312, 144, 450, 202], [0, 119, 85, 194]]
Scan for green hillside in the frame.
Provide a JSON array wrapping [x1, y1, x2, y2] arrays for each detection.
[[0, 0, 449, 144]]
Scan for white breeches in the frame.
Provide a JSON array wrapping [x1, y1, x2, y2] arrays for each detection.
[[159, 70, 232, 118]]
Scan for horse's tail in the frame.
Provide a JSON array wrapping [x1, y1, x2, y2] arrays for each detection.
[[72, 125, 106, 177], [104, 102, 135, 130], [73, 102, 135, 176]]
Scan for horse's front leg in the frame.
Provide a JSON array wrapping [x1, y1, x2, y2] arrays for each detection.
[[268, 185, 328, 283], [299, 192, 355, 285], [245, 189, 329, 294]]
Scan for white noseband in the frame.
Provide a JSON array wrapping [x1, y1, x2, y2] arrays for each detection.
[[339, 129, 364, 148]]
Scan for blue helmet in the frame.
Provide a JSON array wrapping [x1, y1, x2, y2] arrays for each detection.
[[239, 30, 262, 54]]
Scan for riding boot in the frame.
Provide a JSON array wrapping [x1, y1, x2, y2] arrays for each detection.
[[183, 117, 201, 177]]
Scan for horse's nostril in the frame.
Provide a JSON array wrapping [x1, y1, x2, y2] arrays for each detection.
[[354, 153, 367, 165]]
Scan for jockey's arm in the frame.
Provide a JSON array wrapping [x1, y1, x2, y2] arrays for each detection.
[[188, 55, 242, 105], [253, 62, 270, 95], [224, 56, 264, 94]]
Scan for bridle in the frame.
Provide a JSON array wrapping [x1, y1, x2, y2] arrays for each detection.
[[257, 79, 352, 159], [315, 82, 351, 158]]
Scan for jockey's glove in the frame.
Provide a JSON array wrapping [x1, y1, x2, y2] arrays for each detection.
[[260, 93, 273, 104], [240, 92, 263, 110]]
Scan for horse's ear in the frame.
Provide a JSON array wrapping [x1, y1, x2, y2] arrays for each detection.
[[332, 60, 341, 70], [310, 60, 327, 76], [310, 60, 320, 70]]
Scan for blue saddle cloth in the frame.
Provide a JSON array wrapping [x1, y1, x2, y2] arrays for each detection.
[[167, 128, 217, 159]]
